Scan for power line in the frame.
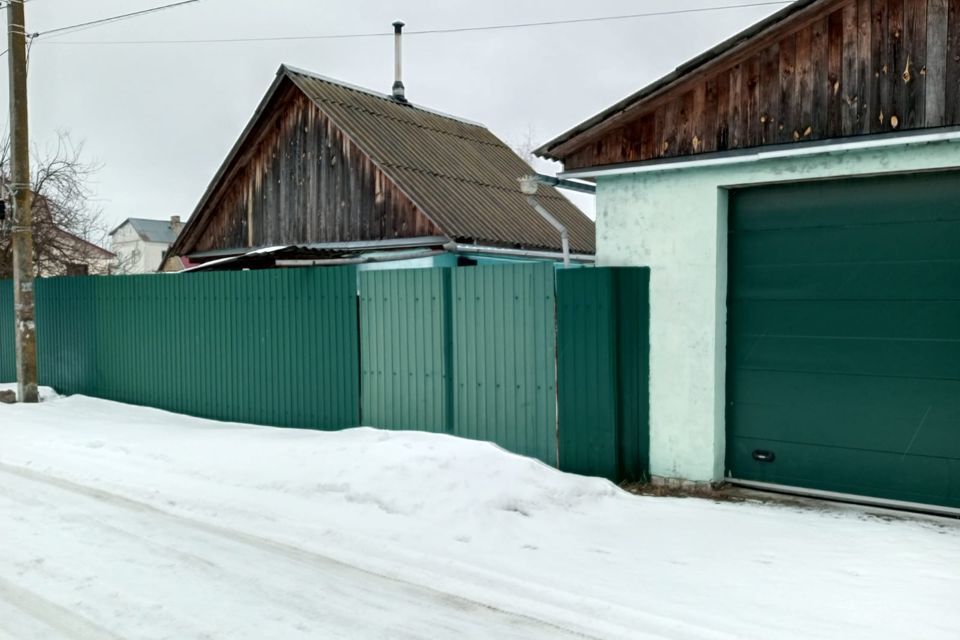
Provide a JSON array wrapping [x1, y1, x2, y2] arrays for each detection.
[[31, 0, 201, 40], [0, 1, 199, 55], [37, 1, 791, 47]]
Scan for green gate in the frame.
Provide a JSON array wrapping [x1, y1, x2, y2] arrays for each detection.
[[359, 263, 558, 465], [360, 268, 452, 433], [452, 263, 558, 464]]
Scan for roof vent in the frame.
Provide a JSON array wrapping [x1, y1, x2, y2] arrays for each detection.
[[392, 21, 407, 103]]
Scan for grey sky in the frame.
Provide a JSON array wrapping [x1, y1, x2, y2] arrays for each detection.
[[2, 0, 788, 231]]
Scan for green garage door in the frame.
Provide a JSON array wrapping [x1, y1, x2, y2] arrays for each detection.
[[726, 170, 960, 509]]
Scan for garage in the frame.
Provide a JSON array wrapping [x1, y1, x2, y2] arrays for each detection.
[[726, 170, 960, 508]]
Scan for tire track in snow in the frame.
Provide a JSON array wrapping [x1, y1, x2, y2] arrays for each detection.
[[0, 577, 124, 640], [0, 462, 603, 640]]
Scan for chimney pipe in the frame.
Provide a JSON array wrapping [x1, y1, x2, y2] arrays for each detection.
[[392, 21, 407, 102]]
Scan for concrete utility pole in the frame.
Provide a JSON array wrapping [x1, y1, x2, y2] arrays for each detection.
[[7, 0, 38, 403]]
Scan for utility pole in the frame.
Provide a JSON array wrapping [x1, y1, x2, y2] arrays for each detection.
[[7, 0, 38, 403]]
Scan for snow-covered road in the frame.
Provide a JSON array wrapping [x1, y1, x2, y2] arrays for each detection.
[[0, 463, 582, 640], [1, 389, 959, 639]]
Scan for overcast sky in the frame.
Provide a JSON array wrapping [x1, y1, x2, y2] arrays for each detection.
[[0, 0, 789, 234]]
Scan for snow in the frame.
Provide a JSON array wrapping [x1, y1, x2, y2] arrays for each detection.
[[1, 389, 958, 639]]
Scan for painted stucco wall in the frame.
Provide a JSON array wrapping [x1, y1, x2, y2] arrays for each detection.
[[594, 138, 960, 483], [111, 224, 172, 274]]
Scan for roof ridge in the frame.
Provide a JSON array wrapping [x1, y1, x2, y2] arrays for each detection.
[[282, 64, 486, 128], [310, 95, 503, 147]]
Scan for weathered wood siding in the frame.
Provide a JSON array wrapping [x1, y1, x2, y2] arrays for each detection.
[[184, 82, 441, 254], [562, 0, 960, 170]]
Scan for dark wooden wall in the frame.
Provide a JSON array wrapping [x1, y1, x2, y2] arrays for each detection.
[[183, 82, 441, 254], [562, 0, 960, 170]]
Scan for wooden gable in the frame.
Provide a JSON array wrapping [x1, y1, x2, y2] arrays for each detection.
[[173, 77, 442, 258], [540, 0, 960, 170]]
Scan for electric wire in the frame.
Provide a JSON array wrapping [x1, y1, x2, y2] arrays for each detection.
[[37, 1, 792, 47], [31, 0, 201, 40]]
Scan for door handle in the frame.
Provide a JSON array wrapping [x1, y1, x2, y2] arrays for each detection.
[[752, 449, 776, 463]]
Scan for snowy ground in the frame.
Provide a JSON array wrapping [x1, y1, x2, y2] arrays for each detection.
[[1, 388, 958, 639]]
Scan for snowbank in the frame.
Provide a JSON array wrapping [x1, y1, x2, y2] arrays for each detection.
[[1, 394, 958, 639]]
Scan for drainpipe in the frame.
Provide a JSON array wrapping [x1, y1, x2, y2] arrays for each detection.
[[519, 175, 570, 267]]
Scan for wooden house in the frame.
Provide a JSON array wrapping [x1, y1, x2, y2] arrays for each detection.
[[162, 65, 595, 271]]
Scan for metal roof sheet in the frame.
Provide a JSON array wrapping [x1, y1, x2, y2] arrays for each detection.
[[285, 67, 595, 253]]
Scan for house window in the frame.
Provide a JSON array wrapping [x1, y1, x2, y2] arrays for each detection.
[[65, 263, 89, 277]]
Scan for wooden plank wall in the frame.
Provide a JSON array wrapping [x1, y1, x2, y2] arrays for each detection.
[[564, 0, 960, 170], [187, 83, 441, 254]]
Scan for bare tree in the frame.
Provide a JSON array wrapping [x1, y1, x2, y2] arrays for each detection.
[[511, 123, 540, 166], [0, 131, 109, 278], [510, 123, 563, 178]]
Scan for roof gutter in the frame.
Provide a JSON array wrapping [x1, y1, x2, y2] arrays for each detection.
[[448, 242, 595, 264], [560, 129, 960, 180], [535, 173, 595, 194], [275, 249, 445, 267]]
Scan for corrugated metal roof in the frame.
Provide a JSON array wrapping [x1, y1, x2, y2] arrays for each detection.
[[284, 67, 595, 253], [111, 218, 180, 244]]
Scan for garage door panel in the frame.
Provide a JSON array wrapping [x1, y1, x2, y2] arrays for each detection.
[[728, 437, 959, 508], [731, 220, 960, 265], [729, 172, 960, 231], [727, 171, 960, 508], [729, 336, 960, 379], [729, 368, 960, 409], [729, 399, 960, 457], [731, 261, 960, 301], [729, 300, 960, 340]]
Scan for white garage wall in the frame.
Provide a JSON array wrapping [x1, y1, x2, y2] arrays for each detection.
[[592, 136, 960, 483]]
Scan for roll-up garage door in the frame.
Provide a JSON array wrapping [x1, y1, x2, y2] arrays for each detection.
[[726, 170, 960, 509]]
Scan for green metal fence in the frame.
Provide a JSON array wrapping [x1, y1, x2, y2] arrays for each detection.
[[557, 268, 650, 481], [35, 276, 98, 395], [31, 268, 360, 429], [2, 263, 650, 482], [0, 280, 13, 382]]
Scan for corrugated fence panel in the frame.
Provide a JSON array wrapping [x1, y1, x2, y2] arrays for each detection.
[[35, 277, 99, 395], [360, 268, 451, 432], [452, 262, 557, 465], [557, 270, 617, 478], [557, 268, 650, 481], [0, 280, 13, 382], [614, 268, 651, 481], [30, 268, 359, 430]]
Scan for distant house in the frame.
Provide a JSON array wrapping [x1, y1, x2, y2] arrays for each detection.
[[161, 65, 595, 272], [110, 216, 183, 274], [0, 193, 115, 277], [39, 226, 115, 277]]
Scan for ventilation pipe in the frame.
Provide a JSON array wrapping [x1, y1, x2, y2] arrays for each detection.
[[392, 21, 407, 102], [519, 176, 570, 268]]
